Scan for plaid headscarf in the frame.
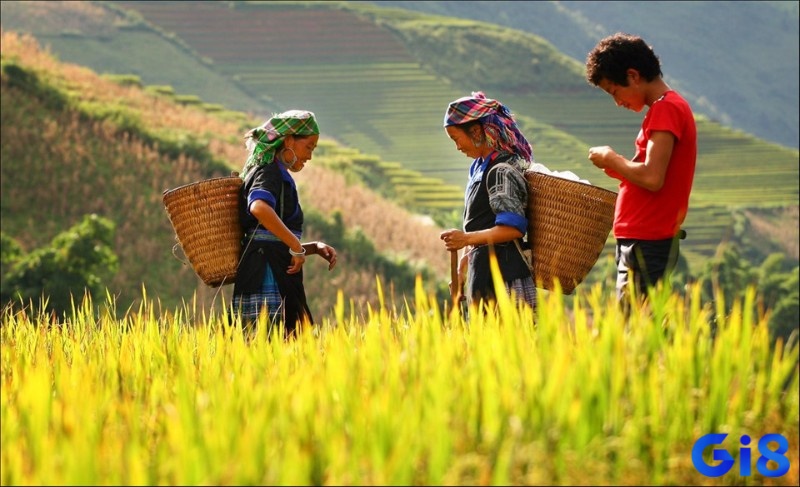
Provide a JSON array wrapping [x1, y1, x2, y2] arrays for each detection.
[[242, 110, 320, 177], [444, 91, 533, 162]]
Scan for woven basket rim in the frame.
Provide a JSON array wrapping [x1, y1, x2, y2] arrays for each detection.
[[525, 169, 617, 197], [162, 174, 242, 197]]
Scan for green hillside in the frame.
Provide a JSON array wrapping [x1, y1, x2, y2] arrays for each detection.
[[1, 0, 797, 277], [0, 32, 452, 316], [373, 0, 800, 150], [107, 1, 800, 234]]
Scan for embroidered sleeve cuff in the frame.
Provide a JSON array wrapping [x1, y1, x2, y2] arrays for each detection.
[[247, 189, 276, 215], [496, 212, 528, 235]]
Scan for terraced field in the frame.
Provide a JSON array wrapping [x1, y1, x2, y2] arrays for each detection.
[[111, 2, 644, 192], [120, 2, 413, 63], [114, 0, 467, 210], [11, 0, 796, 273], [238, 62, 462, 175], [503, 93, 643, 173]]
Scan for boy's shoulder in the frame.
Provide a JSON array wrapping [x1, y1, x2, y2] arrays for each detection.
[[654, 90, 694, 113]]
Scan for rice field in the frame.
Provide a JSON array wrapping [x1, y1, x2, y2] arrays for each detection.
[[2, 276, 798, 486]]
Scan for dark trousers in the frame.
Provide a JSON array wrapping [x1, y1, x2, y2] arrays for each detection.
[[615, 233, 682, 309]]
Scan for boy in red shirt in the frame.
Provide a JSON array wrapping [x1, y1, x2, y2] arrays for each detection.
[[585, 33, 697, 309]]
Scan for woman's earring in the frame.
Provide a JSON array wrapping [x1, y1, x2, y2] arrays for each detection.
[[471, 127, 485, 148], [282, 147, 298, 167]]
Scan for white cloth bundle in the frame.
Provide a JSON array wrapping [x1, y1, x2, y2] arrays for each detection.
[[530, 162, 591, 185]]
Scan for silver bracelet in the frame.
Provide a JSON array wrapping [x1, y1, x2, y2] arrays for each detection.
[[289, 246, 306, 257]]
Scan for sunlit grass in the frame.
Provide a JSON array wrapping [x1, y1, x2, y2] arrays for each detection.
[[2, 275, 797, 486]]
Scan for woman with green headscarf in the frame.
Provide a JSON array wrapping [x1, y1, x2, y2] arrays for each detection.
[[233, 110, 337, 337]]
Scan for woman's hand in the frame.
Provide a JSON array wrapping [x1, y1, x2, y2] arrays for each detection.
[[440, 229, 468, 251], [287, 253, 305, 274], [308, 241, 337, 271]]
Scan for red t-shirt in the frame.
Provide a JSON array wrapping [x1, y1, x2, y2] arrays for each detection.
[[611, 90, 697, 240]]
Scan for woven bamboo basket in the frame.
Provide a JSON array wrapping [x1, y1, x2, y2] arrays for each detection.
[[524, 170, 617, 294], [163, 175, 243, 287]]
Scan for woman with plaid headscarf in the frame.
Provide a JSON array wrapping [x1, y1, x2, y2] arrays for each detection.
[[440, 92, 536, 312], [233, 110, 337, 337]]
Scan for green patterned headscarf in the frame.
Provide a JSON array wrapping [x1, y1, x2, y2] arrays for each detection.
[[241, 110, 320, 177]]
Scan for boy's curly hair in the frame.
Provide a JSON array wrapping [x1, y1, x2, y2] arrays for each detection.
[[585, 33, 663, 86]]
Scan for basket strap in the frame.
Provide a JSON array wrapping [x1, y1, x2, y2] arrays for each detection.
[[513, 239, 533, 272], [171, 241, 190, 266], [279, 183, 285, 220]]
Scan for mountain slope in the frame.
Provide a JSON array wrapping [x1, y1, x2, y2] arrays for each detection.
[[369, 0, 800, 149], [1, 1, 797, 275], [0, 32, 450, 315]]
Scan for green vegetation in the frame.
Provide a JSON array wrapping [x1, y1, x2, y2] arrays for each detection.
[[303, 209, 450, 313], [1, 2, 797, 316], [697, 245, 799, 345], [0, 31, 449, 316], [101, 73, 143, 87], [93, 0, 798, 274], [1, 215, 119, 315], [372, 0, 800, 149], [0, 2, 272, 115], [380, 17, 588, 93]]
